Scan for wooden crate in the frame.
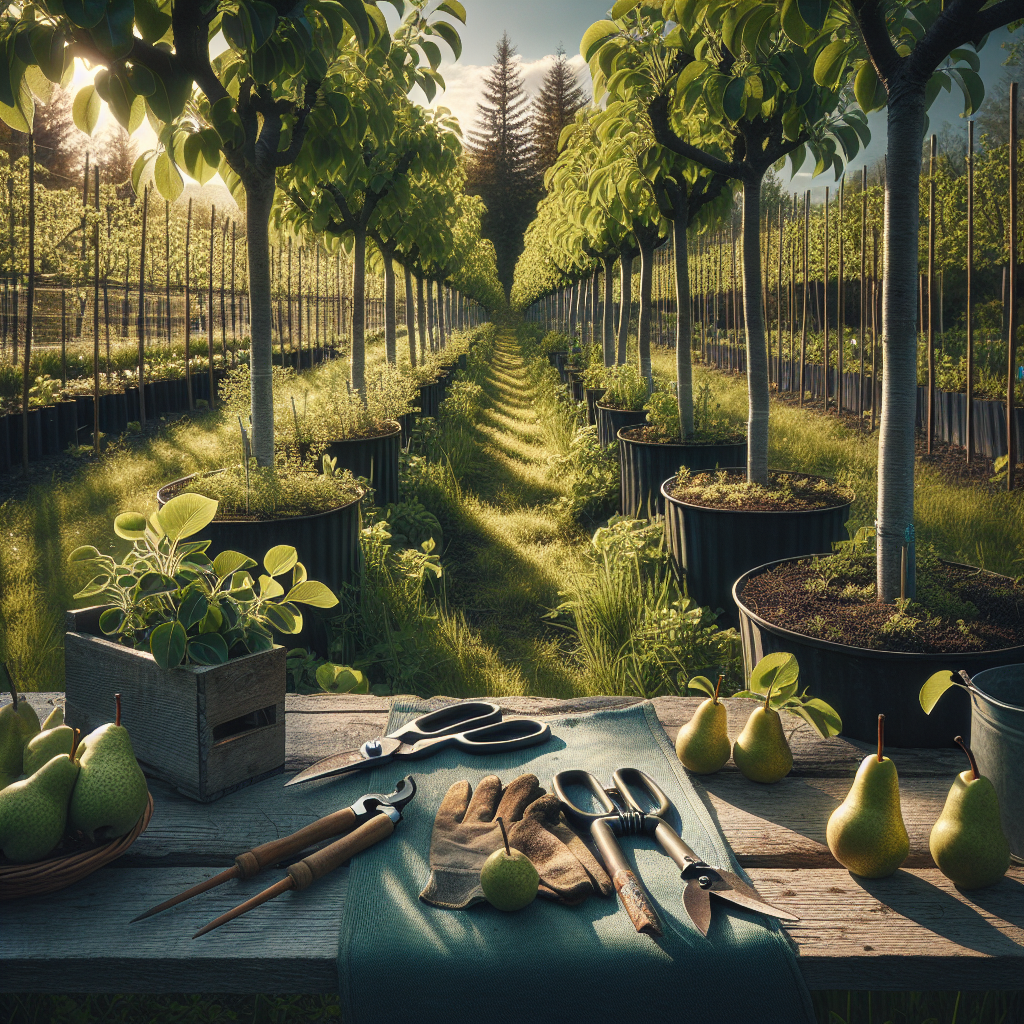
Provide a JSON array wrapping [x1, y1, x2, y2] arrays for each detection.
[[64, 606, 287, 803]]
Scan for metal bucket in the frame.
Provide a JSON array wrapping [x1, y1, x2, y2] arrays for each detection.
[[969, 664, 1024, 863]]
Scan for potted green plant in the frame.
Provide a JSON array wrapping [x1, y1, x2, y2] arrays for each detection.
[[64, 493, 339, 801], [618, 381, 746, 518], [595, 363, 649, 447]]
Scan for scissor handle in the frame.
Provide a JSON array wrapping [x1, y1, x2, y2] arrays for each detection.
[[406, 718, 550, 758], [552, 770, 618, 823], [610, 768, 672, 820], [388, 701, 502, 744]]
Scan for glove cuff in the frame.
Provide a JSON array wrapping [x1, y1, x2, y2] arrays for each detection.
[[419, 867, 486, 910]]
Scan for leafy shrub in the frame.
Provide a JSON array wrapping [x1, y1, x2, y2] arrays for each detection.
[[600, 363, 649, 411], [539, 330, 572, 355], [550, 425, 619, 523]]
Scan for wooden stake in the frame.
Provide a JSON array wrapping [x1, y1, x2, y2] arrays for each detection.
[[967, 120, 975, 462], [927, 134, 936, 453], [21, 133, 34, 475], [208, 204, 215, 407], [137, 185, 148, 427], [1008, 82, 1018, 490]]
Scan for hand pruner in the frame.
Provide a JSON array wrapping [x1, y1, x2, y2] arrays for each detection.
[[553, 768, 799, 937]]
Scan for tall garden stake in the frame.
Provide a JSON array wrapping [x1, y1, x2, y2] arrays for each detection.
[[208, 205, 215, 407], [1008, 82, 1018, 491], [20, 133, 34, 475], [137, 185, 148, 427], [927, 135, 936, 453]]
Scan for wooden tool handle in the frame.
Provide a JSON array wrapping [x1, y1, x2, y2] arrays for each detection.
[[286, 812, 395, 891], [613, 870, 662, 936], [235, 807, 357, 879]]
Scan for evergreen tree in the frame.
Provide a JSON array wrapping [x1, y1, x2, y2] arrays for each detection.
[[532, 48, 588, 174], [0, 88, 84, 186], [466, 32, 540, 294], [99, 124, 139, 201]]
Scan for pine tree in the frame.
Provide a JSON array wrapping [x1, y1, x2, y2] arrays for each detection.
[[0, 87, 84, 186], [466, 32, 541, 295], [532, 48, 588, 174], [99, 124, 138, 201]]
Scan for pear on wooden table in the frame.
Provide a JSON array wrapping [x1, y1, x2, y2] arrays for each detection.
[[827, 715, 909, 878], [0, 729, 81, 862], [40, 705, 64, 731], [68, 694, 149, 842], [0, 672, 41, 782], [732, 663, 794, 783], [24, 723, 75, 776], [676, 675, 731, 774], [929, 736, 1010, 890]]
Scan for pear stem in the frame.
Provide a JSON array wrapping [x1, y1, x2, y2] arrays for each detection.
[[115, 693, 122, 728], [763, 677, 775, 712], [497, 816, 511, 856], [70, 727, 80, 761], [954, 735, 979, 780], [713, 674, 723, 704], [877, 714, 885, 762]]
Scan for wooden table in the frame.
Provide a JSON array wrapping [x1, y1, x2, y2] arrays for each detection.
[[3, 692, 1022, 994]]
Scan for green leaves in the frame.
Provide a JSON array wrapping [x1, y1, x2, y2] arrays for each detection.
[[436, 0, 465, 22], [72, 85, 101, 136], [950, 67, 985, 117], [114, 512, 149, 541], [582, 20, 620, 62], [853, 59, 886, 113], [150, 621, 188, 670], [813, 39, 849, 90], [156, 493, 219, 542], [62, 0, 108, 30], [263, 545, 298, 578], [735, 652, 842, 739], [749, 651, 800, 701], [316, 664, 368, 694], [187, 632, 229, 665], [153, 151, 183, 202], [283, 580, 338, 609], [919, 670, 960, 715]]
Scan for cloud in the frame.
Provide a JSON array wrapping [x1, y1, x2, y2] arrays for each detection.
[[419, 52, 589, 141]]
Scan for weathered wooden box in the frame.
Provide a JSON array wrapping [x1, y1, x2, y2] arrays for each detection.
[[64, 606, 287, 803]]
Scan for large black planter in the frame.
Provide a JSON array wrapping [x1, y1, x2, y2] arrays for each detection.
[[321, 422, 401, 506], [566, 370, 585, 403], [546, 351, 567, 369], [617, 429, 746, 517], [585, 387, 606, 426], [398, 412, 413, 447], [417, 380, 445, 419], [8, 408, 43, 462], [56, 400, 79, 449], [661, 470, 853, 626], [733, 556, 1024, 748], [0, 414, 9, 470], [596, 403, 646, 447]]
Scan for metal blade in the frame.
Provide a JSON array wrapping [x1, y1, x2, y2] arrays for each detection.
[[682, 880, 712, 936], [192, 876, 294, 939], [130, 864, 241, 923], [709, 869, 801, 923], [284, 738, 402, 787]]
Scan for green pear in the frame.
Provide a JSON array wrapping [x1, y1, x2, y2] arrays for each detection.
[[480, 817, 539, 912], [68, 694, 148, 843], [929, 736, 1010, 890], [732, 678, 793, 784], [0, 673, 41, 779], [23, 724, 75, 776], [827, 714, 909, 878], [40, 705, 64, 730], [0, 731, 81, 862], [676, 675, 731, 774]]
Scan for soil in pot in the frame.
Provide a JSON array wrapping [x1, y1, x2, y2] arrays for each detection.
[[733, 552, 1024, 747], [662, 469, 854, 627]]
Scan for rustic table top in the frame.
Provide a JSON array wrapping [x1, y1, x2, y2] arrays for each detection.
[[3, 692, 1022, 994]]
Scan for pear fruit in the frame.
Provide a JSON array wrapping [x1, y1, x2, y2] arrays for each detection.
[[827, 715, 909, 878], [68, 694, 148, 842], [929, 736, 1010, 890], [40, 705, 64, 730], [480, 817, 539, 912], [0, 673, 41, 780], [676, 675, 731, 774], [732, 678, 793, 783], [0, 730, 81, 862], [23, 723, 75, 776]]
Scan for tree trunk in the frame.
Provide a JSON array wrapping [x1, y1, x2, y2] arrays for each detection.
[[602, 257, 615, 366], [383, 252, 396, 364], [245, 177, 276, 466], [637, 235, 654, 391], [876, 90, 926, 602], [617, 255, 632, 364], [435, 279, 446, 349], [404, 264, 416, 368], [350, 226, 366, 395], [741, 176, 769, 485], [416, 273, 427, 358], [672, 210, 694, 439], [425, 277, 435, 351], [590, 269, 600, 352]]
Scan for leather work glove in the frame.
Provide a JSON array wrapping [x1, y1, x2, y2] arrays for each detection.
[[419, 774, 612, 910]]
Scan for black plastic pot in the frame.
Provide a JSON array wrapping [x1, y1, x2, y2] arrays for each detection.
[[585, 387, 606, 426], [546, 351, 567, 369], [97, 392, 121, 434], [398, 412, 413, 447], [661, 470, 853, 626], [566, 370, 585, 403], [417, 380, 445, 419], [8, 408, 43, 462], [74, 395, 94, 435], [56, 400, 79, 449], [321, 422, 401, 506], [617, 429, 746, 517], [0, 415, 9, 470], [40, 405, 60, 457], [596, 403, 646, 447], [733, 556, 1024, 748]]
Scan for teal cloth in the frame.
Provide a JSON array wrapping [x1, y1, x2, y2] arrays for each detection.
[[337, 699, 813, 1024]]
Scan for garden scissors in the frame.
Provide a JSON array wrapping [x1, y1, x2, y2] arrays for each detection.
[[553, 768, 799, 937], [285, 701, 551, 787]]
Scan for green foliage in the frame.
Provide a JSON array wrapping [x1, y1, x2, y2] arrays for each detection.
[[600, 362, 649, 411], [551, 425, 620, 523], [539, 330, 573, 355], [69, 494, 338, 670], [730, 652, 842, 738]]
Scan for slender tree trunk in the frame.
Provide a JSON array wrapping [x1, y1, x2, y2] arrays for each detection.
[[637, 235, 654, 391], [383, 253, 396, 364], [617, 255, 632, 364], [416, 273, 427, 359], [590, 269, 599, 351], [742, 177, 769, 485], [350, 226, 366, 394], [602, 257, 615, 366], [245, 179, 276, 464], [671, 209, 694, 438], [435, 279, 446, 349], [137, 186, 148, 427], [425, 277, 435, 351], [404, 264, 416, 367]]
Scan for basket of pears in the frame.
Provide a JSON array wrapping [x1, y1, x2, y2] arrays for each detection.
[[0, 682, 152, 899]]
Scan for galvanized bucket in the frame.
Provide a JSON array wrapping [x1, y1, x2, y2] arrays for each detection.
[[969, 665, 1024, 863]]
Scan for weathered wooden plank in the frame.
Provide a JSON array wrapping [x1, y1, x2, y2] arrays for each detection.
[[748, 867, 1024, 991]]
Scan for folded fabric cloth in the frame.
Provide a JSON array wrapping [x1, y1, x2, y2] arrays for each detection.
[[418, 773, 611, 908]]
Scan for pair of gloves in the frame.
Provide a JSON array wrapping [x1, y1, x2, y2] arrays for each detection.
[[419, 774, 612, 909]]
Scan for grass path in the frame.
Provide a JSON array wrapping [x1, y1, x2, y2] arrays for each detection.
[[438, 328, 592, 698]]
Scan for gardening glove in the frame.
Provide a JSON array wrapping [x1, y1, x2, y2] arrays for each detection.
[[418, 774, 611, 910]]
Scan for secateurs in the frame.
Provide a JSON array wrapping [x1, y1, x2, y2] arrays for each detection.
[[553, 768, 799, 937], [131, 776, 416, 937]]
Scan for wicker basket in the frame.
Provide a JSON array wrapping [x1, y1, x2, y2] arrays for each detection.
[[0, 791, 154, 900]]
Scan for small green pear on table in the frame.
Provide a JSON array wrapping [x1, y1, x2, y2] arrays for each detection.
[[0, 671, 41, 789], [676, 674, 731, 774], [69, 693, 149, 843], [480, 817, 540, 912], [0, 728, 81, 863], [827, 714, 909, 878], [929, 735, 1010, 890]]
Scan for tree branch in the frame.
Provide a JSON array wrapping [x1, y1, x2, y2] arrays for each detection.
[[273, 79, 321, 168], [849, 0, 903, 88], [648, 94, 739, 178]]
